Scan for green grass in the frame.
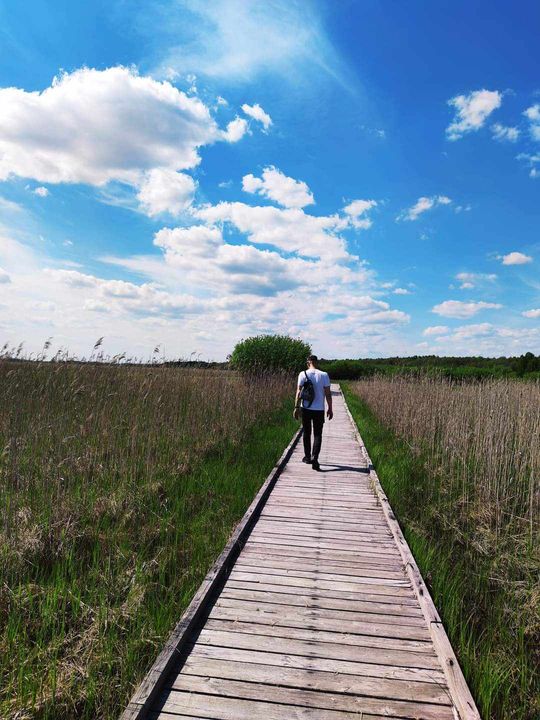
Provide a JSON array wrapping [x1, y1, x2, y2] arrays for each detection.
[[0, 362, 297, 719], [342, 383, 539, 720]]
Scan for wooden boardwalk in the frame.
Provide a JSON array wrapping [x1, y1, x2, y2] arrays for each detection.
[[123, 386, 480, 720]]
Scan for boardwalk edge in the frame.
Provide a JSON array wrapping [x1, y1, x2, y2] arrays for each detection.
[[340, 385, 481, 720], [119, 424, 303, 720]]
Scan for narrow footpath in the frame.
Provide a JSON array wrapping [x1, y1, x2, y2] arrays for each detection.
[[125, 386, 480, 720]]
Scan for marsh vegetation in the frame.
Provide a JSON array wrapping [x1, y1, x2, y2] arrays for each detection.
[[0, 359, 295, 719], [346, 376, 540, 719]]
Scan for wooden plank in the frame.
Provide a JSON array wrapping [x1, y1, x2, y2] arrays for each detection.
[[235, 555, 405, 579], [195, 626, 439, 668], [231, 562, 407, 583], [204, 617, 437, 654], [248, 535, 400, 555], [184, 641, 446, 684], [239, 547, 404, 570], [167, 676, 455, 720], [223, 579, 419, 607], [119, 426, 303, 720], [179, 651, 452, 704], [156, 690, 402, 720], [228, 569, 410, 591], [215, 596, 427, 630], [242, 542, 403, 568], [209, 604, 432, 642], [253, 524, 395, 544], [221, 586, 423, 617]]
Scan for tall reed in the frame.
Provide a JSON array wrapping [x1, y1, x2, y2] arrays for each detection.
[[0, 360, 294, 718], [349, 375, 540, 718]]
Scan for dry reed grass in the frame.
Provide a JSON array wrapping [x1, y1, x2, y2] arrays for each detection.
[[350, 375, 539, 716], [0, 359, 293, 718]]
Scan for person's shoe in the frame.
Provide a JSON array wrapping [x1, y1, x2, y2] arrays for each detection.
[[302, 456, 312, 464], [311, 460, 321, 471]]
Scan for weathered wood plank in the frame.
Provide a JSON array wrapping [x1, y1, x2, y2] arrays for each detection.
[[209, 603, 432, 642], [203, 617, 437, 654], [178, 652, 452, 704], [221, 586, 423, 617], [167, 676, 455, 720], [195, 627, 440, 669]]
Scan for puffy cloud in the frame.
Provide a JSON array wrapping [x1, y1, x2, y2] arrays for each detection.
[[522, 308, 540, 319], [242, 166, 314, 208], [423, 325, 449, 336], [397, 195, 451, 221], [0, 267, 11, 283], [136, 169, 196, 217], [195, 201, 348, 260], [33, 186, 49, 197], [0, 67, 220, 187], [491, 124, 520, 142], [154, 225, 223, 261], [223, 116, 249, 142], [452, 323, 494, 339], [523, 104, 540, 141], [446, 89, 502, 140], [241, 103, 272, 130], [342, 199, 377, 229], [500, 251, 533, 265], [432, 300, 502, 318], [455, 271, 497, 289]]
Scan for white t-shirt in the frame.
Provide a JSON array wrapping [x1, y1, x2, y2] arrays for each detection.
[[298, 368, 331, 411]]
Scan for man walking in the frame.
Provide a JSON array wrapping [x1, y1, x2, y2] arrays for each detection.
[[293, 355, 333, 471]]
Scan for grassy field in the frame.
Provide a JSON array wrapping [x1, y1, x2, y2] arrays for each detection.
[[0, 360, 296, 719], [344, 377, 540, 720]]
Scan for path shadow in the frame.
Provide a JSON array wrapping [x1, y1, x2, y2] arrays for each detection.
[[318, 463, 369, 474]]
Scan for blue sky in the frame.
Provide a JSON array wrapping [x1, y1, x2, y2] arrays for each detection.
[[0, 0, 539, 360]]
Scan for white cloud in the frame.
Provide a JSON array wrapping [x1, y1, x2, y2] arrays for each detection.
[[393, 287, 411, 295], [147, 1, 344, 87], [0, 67, 222, 187], [342, 199, 377, 229], [195, 201, 349, 261], [242, 167, 314, 208], [33, 186, 50, 197], [523, 104, 540, 141], [491, 124, 520, 142], [136, 169, 196, 217], [432, 300, 502, 318], [446, 89, 502, 140], [522, 308, 540, 318], [500, 251, 533, 265], [0, 267, 11, 283], [223, 116, 249, 142], [423, 325, 449, 336], [241, 103, 272, 130], [397, 195, 451, 221], [452, 323, 494, 339], [516, 152, 540, 179], [455, 271, 497, 289]]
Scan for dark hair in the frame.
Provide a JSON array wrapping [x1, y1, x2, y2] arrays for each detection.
[[307, 355, 318, 363]]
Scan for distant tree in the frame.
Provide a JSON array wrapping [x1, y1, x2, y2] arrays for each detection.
[[230, 335, 311, 374]]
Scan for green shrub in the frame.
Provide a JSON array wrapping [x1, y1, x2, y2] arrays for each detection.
[[230, 334, 311, 374]]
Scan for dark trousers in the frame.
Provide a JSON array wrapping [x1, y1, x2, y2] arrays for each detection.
[[302, 409, 325, 461]]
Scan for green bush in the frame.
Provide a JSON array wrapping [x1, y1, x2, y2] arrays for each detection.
[[230, 335, 311, 374]]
